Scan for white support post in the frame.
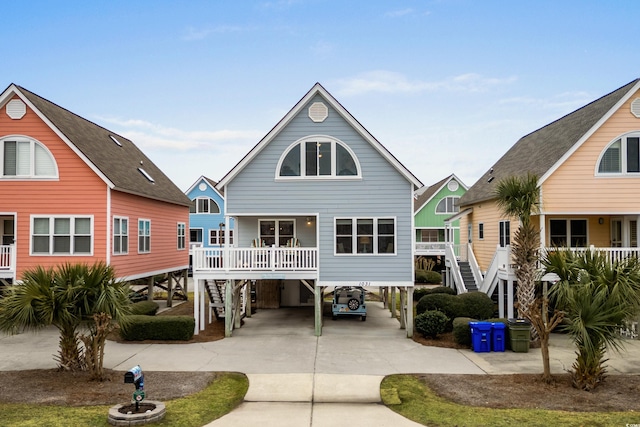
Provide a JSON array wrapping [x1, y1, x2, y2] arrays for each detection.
[[200, 281, 206, 331], [498, 279, 505, 318], [507, 278, 514, 319], [234, 283, 242, 329], [193, 279, 201, 335], [314, 286, 323, 336], [399, 288, 406, 329], [225, 280, 233, 337], [406, 287, 413, 337]]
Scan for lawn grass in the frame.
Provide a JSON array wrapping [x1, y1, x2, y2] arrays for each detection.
[[0, 372, 248, 427], [381, 374, 640, 427]]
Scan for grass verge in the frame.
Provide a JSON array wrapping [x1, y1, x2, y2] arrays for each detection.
[[381, 374, 640, 427], [0, 372, 248, 427]]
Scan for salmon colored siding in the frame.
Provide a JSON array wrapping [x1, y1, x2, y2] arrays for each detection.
[[1, 95, 189, 281], [110, 191, 189, 279], [0, 97, 108, 279], [543, 88, 640, 213]]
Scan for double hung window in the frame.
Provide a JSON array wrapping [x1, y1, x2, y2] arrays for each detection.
[[113, 217, 128, 254], [32, 216, 92, 255], [138, 219, 151, 253], [335, 217, 395, 255]]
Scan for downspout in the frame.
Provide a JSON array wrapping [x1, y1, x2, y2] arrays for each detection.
[[106, 186, 111, 265]]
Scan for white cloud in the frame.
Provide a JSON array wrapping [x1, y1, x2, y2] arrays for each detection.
[[182, 25, 253, 41], [334, 71, 517, 96], [499, 91, 592, 112]]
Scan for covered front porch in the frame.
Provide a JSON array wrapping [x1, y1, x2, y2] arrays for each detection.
[[0, 244, 16, 285]]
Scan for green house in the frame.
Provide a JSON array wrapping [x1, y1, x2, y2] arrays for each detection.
[[414, 174, 467, 258]]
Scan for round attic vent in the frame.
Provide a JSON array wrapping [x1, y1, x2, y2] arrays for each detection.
[[6, 99, 26, 120], [447, 180, 459, 192], [308, 102, 328, 123], [631, 98, 640, 118]]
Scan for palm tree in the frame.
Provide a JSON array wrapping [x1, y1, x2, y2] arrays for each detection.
[[0, 262, 131, 373], [494, 173, 540, 323], [543, 249, 640, 390]]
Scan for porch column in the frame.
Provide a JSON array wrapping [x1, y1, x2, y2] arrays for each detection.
[[507, 279, 514, 319], [193, 279, 201, 335], [200, 280, 206, 331], [498, 280, 505, 318], [314, 286, 323, 336], [234, 282, 242, 329], [406, 287, 414, 337], [539, 214, 546, 249], [390, 287, 397, 318], [225, 280, 233, 337], [399, 288, 406, 329]]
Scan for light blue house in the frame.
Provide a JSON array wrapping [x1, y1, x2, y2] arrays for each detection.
[[191, 83, 422, 337], [185, 176, 234, 251]]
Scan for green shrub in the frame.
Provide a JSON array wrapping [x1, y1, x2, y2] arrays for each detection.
[[416, 293, 465, 331], [120, 315, 195, 341], [415, 310, 449, 338], [413, 287, 429, 300], [129, 300, 159, 316], [458, 291, 495, 319], [452, 317, 476, 347], [424, 286, 457, 296], [415, 270, 428, 283]]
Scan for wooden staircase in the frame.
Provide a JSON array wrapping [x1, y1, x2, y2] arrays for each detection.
[[458, 261, 478, 292], [204, 280, 226, 320]]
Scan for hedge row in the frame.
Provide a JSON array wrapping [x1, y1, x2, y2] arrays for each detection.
[[120, 315, 195, 341], [413, 285, 456, 301], [415, 291, 496, 331]]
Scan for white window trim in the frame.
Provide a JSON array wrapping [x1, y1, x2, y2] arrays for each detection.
[[0, 135, 59, 179], [190, 227, 204, 244], [334, 217, 397, 256], [499, 220, 510, 248], [177, 222, 186, 250], [191, 197, 220, 214], [30, 215, 93, 256], [113, 216, 129, 255], [275, 135, 362, 180], [478, 222, 484, 240], [258, 219, 296, 247], [549, 218, 589, 248], [595, 131, 640, 176], [138, 219, 151, 254]]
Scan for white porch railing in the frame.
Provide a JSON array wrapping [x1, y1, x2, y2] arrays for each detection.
[[192, 247, 318, 272], [444, 244, 467, 294], [544, 246, 640, 264], [0, 245, 15, 276]]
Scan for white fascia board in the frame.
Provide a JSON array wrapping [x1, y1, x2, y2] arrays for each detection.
[[4, 86, 115, 189], [539, 81, 640, 186]]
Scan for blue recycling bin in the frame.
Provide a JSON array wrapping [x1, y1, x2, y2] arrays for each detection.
[[469, 321, 492, 353], [491, 322, 506, 352]]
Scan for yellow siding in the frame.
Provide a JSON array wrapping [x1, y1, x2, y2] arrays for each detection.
[[544, 88, 640, 213]]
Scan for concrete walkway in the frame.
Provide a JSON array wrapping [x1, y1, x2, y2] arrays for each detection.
[[3, 301, 640, 426]]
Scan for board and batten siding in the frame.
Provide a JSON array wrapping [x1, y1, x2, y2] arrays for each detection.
[[225, 94, 414, 283], [543, 88, 640, 213], [0, 96, 109, 279], [110, 191, 189, 279]]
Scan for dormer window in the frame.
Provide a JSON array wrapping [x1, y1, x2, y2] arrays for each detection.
[[597, 133, 640, 175], [1, 137, 57, 178], [277, 136, 360, 179]]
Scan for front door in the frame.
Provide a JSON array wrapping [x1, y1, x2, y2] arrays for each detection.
[[1, 216, 14, 245]]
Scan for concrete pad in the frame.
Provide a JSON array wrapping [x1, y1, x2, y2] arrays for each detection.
[[204, 402, 312, 427], [311, 403, 424, 427], [245, 373, 313, 402], [313, 374, 383, 403]]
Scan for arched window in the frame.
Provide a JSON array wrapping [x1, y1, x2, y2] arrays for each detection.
[[436, 196, 460, 214], [597, 132, 640, 175], [277, 136, 361, 179], [1, 136, 58, 178], [189, 197, 220, 214]]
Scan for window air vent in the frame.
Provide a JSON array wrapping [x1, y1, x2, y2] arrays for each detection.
[[308, 102, 328, 123], [632, 98, 640, 118], [109, 135, 123, 146], [138, 167, 155, 183], [6, 99, 26, 119]]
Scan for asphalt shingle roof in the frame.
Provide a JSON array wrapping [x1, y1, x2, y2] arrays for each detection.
[[17, 85, 190, 206], [460, 79, 640, 207]]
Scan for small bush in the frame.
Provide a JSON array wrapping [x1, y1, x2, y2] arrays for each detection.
[[452, 317, 476, 347], [129, 300, 159, 316], [413, 287, 429, 300], [120, 315, 195, 341], [416, 293, 465, 331], [415, 310, 449, 338], [424, 286, 457, 296], [458, 291, 495, 320], [415, 270, 428, 283], [424, 270, 442, 284]]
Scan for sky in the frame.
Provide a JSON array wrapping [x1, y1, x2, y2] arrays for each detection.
[[3, 0, 640, 191]]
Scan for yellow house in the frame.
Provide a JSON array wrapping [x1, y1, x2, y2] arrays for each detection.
[[450, 78, 640, 317]]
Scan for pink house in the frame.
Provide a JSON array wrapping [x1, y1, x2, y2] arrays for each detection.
[[0, 84, 190, 287]]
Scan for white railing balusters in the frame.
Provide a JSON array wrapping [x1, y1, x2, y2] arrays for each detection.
[[192, 247, 318, 272]]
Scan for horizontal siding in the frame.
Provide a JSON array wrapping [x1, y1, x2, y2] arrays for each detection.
[[0, 99, 109, 279], [544, 89, 640, 213], [110, 191, 190, 278], [186, 180, 233, 247], [226, 94, 414, 282]]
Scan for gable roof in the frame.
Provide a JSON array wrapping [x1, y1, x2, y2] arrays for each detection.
[[216, 83, 423, 190], [460, 78, 640, 207], [414, 174, 467, 213], [1, 84, 190, 206], [185, 175, 224, 198]]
